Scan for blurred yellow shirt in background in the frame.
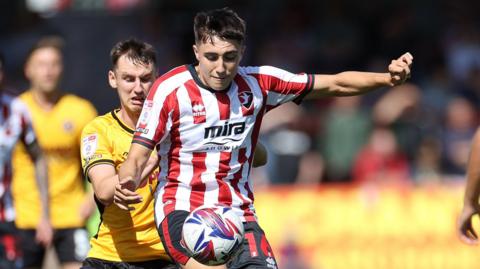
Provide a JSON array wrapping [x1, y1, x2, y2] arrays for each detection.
[[12, 91, 97, 228]]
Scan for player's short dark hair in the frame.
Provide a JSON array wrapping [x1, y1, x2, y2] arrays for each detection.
[[194, 7, 246, 45], [25, 36, 64, 64], [110, 38, 157, 70]]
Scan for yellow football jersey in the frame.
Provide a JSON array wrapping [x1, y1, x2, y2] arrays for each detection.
[[12, 91, 97, 228], [81, 109, 169, 262]]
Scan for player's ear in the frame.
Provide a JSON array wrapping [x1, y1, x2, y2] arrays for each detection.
[[108, 70, 117, 89], [193, 44, 200, 61]]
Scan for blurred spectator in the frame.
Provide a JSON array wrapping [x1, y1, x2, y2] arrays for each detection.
[[444, 22, 480, 83], [418, 60, 455, 137], [295, 151, 324, 185], [372, 83, 422, 162], [440, 96, 477, 176], [11, 36, 97, 269], [260, 102, 313, 185], [413, 137, 443, 184], [352, 127, 410, 185], [317, 96, 371, 183]]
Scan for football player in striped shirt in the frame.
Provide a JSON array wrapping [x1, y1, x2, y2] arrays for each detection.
[[115, 7, 413, 269], [0, 53, 52, 269]]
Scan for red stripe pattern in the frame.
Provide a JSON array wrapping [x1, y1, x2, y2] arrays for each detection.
[[189, 152, 207, 211], [135, 65, 312, 230]]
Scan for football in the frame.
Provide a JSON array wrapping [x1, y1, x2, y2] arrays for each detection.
[[181, 205, 244, 265]]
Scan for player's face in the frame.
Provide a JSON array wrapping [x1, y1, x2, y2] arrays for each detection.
[[25, 47, 63, 94], [109, 55, 155, 116], [193, 36, 244, 91]]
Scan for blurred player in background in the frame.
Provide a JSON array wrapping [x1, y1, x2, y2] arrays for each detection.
[[115, 7, 412, 269], [458, 128, 480, 244], [0, 52, 52, 269], [12, 37, 97, 269], [80, 38, 176, 269]]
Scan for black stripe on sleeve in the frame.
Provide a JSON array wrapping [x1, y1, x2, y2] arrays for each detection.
[[83, 159, 115, 182], [293, 74, 315, 105], [132, 135, 156, 150]]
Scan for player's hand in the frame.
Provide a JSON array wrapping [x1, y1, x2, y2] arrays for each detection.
[[388, 52, 413, 86], [35, 217, 53, 247], [457, 203, 480, 245], [113, 176, 143, 211]]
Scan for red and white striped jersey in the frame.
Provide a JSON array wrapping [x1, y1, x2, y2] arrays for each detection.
[[0, 93, 36, 222], [133, 64, 314, 223]]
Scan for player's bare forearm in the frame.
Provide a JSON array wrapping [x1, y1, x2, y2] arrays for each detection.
[[28, 142, 50, 219], [464, 128, 480, 207], [141, 152, 159, 180], [114, 143, 151, 210], [118, 142, 152, 189], [88, 164, 118, 206], [307, 72, 391, 98], [35, 155, 49, 218], [307, 52, 413, 99]]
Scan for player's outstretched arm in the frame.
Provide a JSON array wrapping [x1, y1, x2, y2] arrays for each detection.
[[115, 142, 152, 210], [458, 128, 480, 244], [306, 52, 413, 99]]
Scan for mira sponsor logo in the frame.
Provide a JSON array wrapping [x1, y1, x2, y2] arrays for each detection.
[[204, 121, 246, 139]]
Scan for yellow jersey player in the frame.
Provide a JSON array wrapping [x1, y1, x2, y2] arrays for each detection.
[[80, 39, 176, 269], [12, 37, 97, 269]]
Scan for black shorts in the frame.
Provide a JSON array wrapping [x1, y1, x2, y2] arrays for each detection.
[[18, 227, 90, 267], [158, 210, 279, 269], [81, 257, 178, 269], [0, 222, 21, 269]]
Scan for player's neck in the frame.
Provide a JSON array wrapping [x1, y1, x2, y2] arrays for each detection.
[[118, 108, 140, 130], [31, 88, 62, 111]]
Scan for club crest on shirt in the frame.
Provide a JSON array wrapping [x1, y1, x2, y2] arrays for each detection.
[[63, 120, 74, 132], [238, 91, 253, 109], [82, 134, 97, 158]]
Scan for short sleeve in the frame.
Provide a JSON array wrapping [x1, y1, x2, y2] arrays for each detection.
[[246, 66, 314, 111], [80, 119, 114, 181]]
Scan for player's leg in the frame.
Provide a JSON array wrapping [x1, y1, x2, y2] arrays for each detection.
[[17, 228, 45, 269], [227, 222, 278, 269], [54, 228, 90, 269], [157, 210, 226, 269]]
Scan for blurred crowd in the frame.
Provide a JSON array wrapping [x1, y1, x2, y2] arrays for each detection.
[[1, 0, 480, 189]]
